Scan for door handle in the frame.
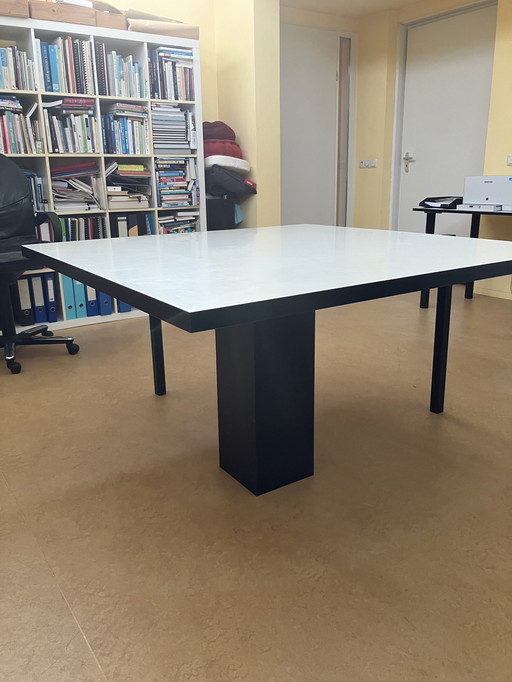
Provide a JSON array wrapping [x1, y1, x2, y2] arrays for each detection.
[[403, 152, 415, 173]]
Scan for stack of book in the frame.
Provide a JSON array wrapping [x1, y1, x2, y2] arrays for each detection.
[[0, 42, 37, 91], [43, 98, 98, 153], [158, 212, 198, 234], [51, 162, 102, 212], [105, 160, 152, 197], [94, 42, 147, 99], [151, 104, 196, 155], [0, 99, 42, 154], [35, 36, 94, 94], [23, 170, 48, 211], [107, 189, 149, 211], [149, 46, 194, 100], [155, 157, 197, 208], [101, 103, 149, 154], [59, 215, 108, 241]]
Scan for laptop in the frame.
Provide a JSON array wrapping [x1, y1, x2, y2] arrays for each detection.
[[458, 175, 512, 212]]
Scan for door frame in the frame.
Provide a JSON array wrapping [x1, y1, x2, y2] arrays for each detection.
[[389, 1, 497, 230]]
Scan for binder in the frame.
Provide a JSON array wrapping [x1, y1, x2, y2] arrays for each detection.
[[61, 275, 77, 320], [29, 275, 47, 323], [97, 292, 113, 316], [72, 279, 87, 318], [85, 285, 99, 316], [42, 272, 58, 322], [11, 277, 34, 326], [117, 300, 132, 313]]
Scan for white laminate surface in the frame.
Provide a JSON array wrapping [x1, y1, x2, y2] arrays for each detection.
[[24, 225, 512, 313]]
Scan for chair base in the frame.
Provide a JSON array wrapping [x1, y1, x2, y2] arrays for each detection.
[[0, 324, 79, 374]]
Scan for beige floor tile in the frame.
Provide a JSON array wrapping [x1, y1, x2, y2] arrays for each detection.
[[0, 476, 106, 681], [0, 290, 511, 681]]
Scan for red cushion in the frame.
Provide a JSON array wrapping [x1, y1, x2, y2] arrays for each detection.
[[203, 121, 236, 140], [204, 139, 243, 159]]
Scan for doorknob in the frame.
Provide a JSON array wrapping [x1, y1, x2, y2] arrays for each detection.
[[403, 151, 415, 173]]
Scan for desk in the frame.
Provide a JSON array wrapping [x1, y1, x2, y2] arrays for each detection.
[[413, 206, 512, 307], [23, 225, 512, 495]]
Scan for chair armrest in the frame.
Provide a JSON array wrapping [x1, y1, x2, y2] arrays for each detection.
[[35, 211, 63, 243]]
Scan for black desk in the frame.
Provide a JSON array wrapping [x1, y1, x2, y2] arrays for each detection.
[[413, 206, 512, 308]]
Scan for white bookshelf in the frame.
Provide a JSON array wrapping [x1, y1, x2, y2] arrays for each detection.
[[0, 15, 206, 331]]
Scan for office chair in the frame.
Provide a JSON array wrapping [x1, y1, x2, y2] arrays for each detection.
[[0, 154, 79, 374]]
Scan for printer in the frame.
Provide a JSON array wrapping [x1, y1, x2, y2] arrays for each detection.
[[458, 175, 512, 212]]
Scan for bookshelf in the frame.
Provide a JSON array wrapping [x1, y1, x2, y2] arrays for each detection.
[[0, 15, 206, 330]]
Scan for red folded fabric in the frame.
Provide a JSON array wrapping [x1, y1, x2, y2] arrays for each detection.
[[203, 121, 236, 141], [204, 139, 243, 159]]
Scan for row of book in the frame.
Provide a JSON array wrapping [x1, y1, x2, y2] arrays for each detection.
[[59, 215, 108, 241], [0, 98, 42, 154], [95, 42, 147, 99], [0, 44, 37, 91], [43, 98, 98, 153], [11, 272, 132, 326], [1, 39, 196, 99], [36, 36, 94, 95], [149, 47, 195, 101], [156, 157, 197, 208], [101, 102, 150, 154]]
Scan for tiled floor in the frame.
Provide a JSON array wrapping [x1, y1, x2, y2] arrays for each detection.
[[1, 290, 511, 681]]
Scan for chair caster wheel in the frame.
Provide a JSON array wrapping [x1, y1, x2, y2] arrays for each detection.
[[67, 342, 80, 355], [42, 330, 54, 337], [7, 360, 21, 374]]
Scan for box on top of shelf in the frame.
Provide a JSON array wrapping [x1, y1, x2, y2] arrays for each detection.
[[95, 10, 127, 30], [30, 0, 96, 26], [0, 0, 29, 19]]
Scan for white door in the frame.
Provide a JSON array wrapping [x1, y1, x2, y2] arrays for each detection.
[[396, 5, 497, 235], [280, 23, 340, 226]]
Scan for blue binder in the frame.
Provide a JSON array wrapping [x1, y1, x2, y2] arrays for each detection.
[[47, 44, 61, 92], [97, 292, 113, 316], [85, 285, 99, 316], [61, 275, 77, 320], [72, 280, 87, 318], [117, 300, 132, 313], [29, 275, 47, 323], [42, 272, 58, 322]]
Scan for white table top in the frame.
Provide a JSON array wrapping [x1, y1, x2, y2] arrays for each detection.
[[23, 225, 512, 331]]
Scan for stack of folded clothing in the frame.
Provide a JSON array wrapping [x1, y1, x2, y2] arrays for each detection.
[[203, 121, 256, 196]]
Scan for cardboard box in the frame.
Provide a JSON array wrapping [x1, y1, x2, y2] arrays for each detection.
[[95, 9, 126, 30], [30, 0, 96, 26], [0, 0, 30, 18]]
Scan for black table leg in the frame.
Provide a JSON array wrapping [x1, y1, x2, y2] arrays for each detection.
[[149, 315, 166, 396], [430, 286, 452, 414], [215, 312, 315, 495], [465, 214, 481, 299], [420, 212, 437, 308]]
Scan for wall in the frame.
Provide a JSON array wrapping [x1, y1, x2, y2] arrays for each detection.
[[350, 0, 512, 299], [116, 0, 281, 228], [478, 0, 512, 299], [280, 6, 357, 33]]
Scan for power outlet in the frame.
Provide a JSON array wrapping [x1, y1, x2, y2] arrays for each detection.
[[359, 159, 377, 169]]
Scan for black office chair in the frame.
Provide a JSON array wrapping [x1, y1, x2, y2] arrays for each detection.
[[0, 154, 79, 374]]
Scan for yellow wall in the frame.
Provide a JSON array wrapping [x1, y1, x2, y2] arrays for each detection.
[[478, 0, 512, 299], [350, 0, 512, 299], [280, 6, 358, 33], [214, 0, 281, 227], [118, 0, 281, 228]]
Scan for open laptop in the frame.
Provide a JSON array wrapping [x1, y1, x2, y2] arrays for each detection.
[[458, 175, 512, 212]]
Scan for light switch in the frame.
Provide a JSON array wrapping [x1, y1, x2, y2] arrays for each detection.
[[359, 159, 378, 169], [507, 154, 512, 166]]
